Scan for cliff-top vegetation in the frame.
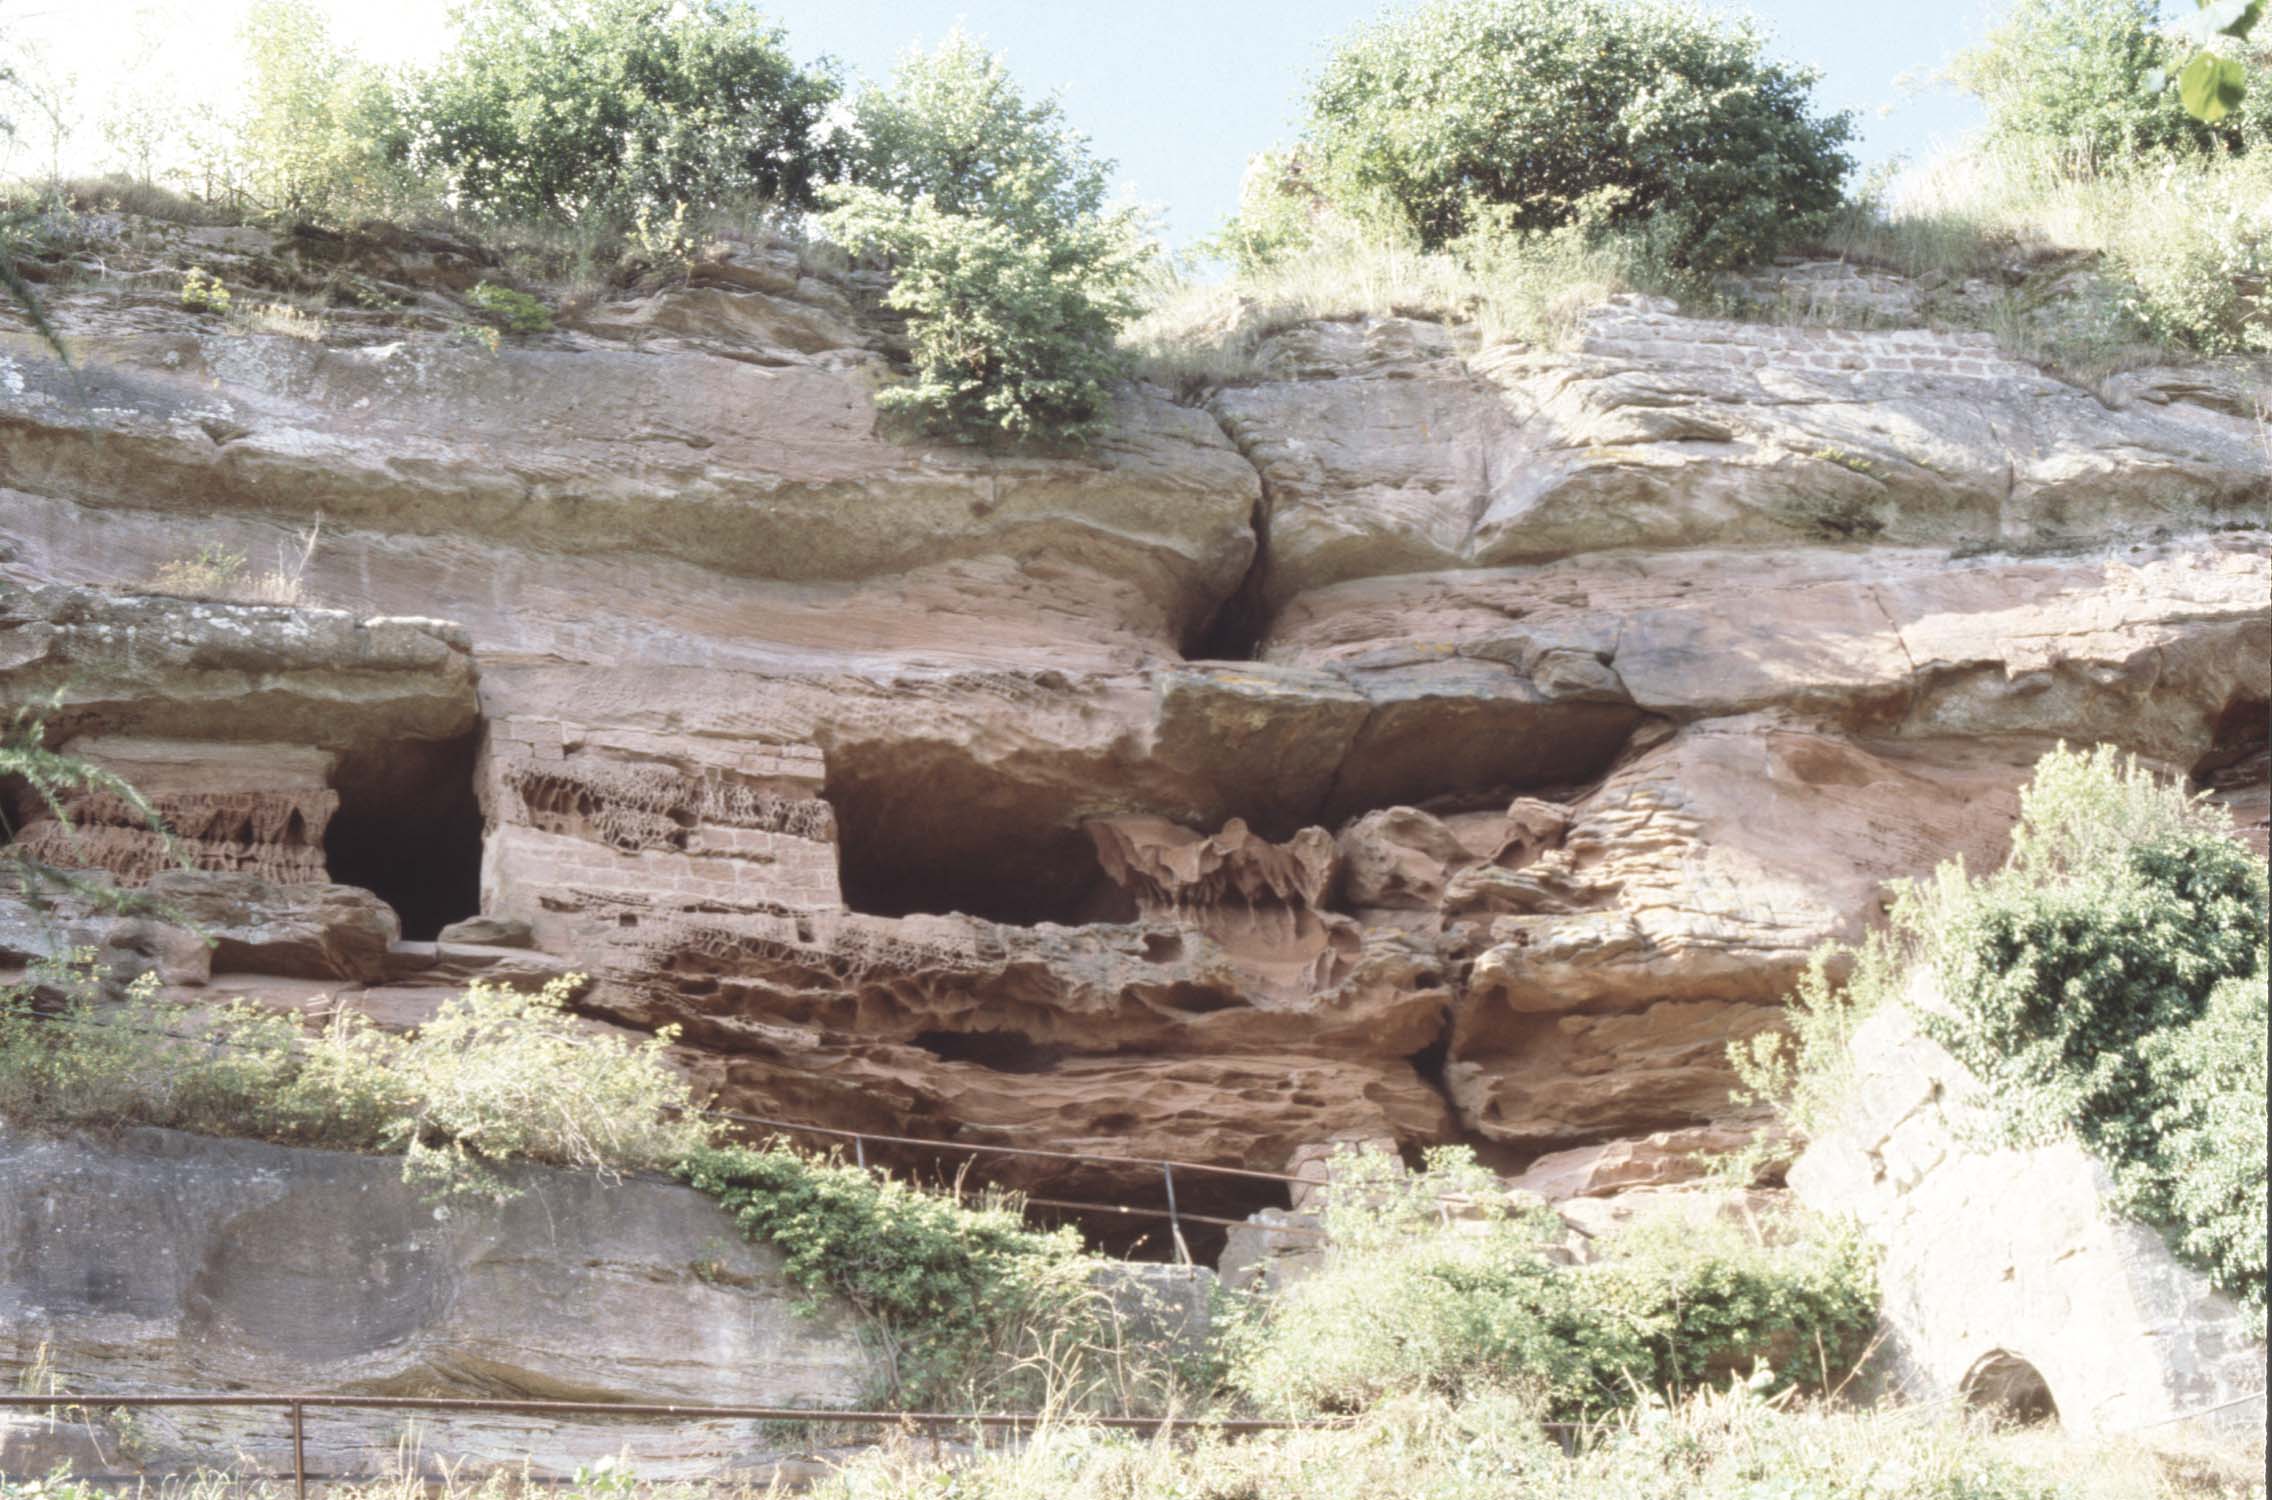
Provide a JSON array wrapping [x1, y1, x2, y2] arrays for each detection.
[[3, 0, 2265, 447]]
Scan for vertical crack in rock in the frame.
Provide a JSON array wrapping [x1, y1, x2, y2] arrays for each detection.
[[1186, 398, 1275, 661], [1866, 583, 1925, 732]]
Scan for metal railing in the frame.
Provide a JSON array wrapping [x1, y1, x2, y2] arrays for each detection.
[[0, 1391, 1356, 1498]]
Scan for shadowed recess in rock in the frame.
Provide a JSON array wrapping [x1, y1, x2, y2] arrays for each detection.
[[324, 730, 484, 941], [822, 752, 1140, 926]]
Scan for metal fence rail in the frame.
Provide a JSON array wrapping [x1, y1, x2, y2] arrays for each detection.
[[0, 1391, 1356, 1498]]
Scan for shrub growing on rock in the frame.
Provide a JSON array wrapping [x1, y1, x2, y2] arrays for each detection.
[[1293, 0, 1855, 269], [677, 1143, 1141, 1410], [464, 281, 553, 334], [1224, 1146, 1877, 1422], [1740, 745, 2270, 1334], [0, 961, 707, 1204], [1913, 746, 2268, 1332], [820, 32, 1149, 445]]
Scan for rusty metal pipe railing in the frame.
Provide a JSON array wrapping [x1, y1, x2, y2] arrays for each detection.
[[0, 1392, 1350, 1500], [0, 1390, 1356, 1425]]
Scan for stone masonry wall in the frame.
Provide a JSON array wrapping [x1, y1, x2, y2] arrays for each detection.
[[1579, 295, 2041, 382]]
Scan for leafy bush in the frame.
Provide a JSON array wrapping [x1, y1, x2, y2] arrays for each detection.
[[382, 977, 706, 1202], [1224, 1147, 1876, 1423], [464, 281, 554, 334], [1913, 747, 2267, 1331], [1205, 150, 1327, 278], [678, 1143, 1139, 1409], [410, 0, 841, 225], [1951, 0, 2262, 168], [820, 32, 1149, 445], [2108, 155, 2272, 353], [1740, 745, 2269, 1334], [1292, 0, 1854, 270], [1730, 934, 1902, 1139], [2147, 963, 2269, 1321], [0, 960, 707, 1204]]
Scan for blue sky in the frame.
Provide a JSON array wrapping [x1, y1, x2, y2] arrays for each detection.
[[32, 0, 2014, 247], [757, 0, 2006, 246]]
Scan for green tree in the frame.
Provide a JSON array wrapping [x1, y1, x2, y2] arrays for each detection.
[[821, 31, 1149, 445], [1952, 0, 2259, 167], [409, 0, 840, 224], [1294, 0, 1854, 269], [239, 0, 418, 219]]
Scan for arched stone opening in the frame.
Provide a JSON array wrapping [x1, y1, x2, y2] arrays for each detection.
[[1961, 1349, 2059, 1427]]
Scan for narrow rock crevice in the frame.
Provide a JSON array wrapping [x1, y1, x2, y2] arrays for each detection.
[[1185, 400, 1276, 662]]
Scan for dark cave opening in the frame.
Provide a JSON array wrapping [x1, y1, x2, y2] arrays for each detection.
[[1185, 496, 1273, 663], [840, 1144, 1279, 1265], [324, 731, 484, 942], [1962, 1351, 2060, 1427], [823, 753, 1138, 927], [2193, 693, 2269, 778]]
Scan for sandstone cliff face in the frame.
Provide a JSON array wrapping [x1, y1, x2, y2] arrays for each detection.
[[1, 222, 2266, 1238]]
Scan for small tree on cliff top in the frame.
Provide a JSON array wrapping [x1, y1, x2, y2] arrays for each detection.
[[820, 31, 1149, 446], [1292, 0, 1855, 269]]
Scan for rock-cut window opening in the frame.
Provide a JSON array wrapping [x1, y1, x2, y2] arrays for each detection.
[[323, 731, 485, 941], [820, 751, 1138, 927]]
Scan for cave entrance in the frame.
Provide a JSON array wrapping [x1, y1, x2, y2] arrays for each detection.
[[822, 749, 1137, 926], [324, 730, 484, 941], [1962, 1350, 2059, 1427]]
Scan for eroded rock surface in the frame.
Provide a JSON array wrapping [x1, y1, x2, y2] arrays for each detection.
[[1219, 298, 2268, 605], [2, 224, 2265, 1242]]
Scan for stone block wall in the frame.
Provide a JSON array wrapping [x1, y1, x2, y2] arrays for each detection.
[[1578, 296, 2042, 382]]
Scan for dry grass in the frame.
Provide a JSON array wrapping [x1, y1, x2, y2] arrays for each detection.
[[1820, 145, 2272, 378], [230, 297, 329, 342], [1121, 215, 1682, 392], [0, 173, 233, 226], [141, 523, 322, 607], [1126, 146, 2268, 397], [808, 1390, 2268, 1500]]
